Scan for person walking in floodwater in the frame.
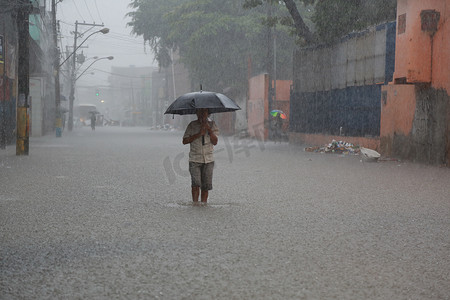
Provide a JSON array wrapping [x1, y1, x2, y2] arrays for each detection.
[[273, 114, 283, 143], [90, 113, 96, 131], [182, 108, 219, 204]]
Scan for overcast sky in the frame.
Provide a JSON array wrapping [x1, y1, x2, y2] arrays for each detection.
[[56, 0, 156, 87]]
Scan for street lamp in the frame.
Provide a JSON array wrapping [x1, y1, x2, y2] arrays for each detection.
[[59, 28, 109, 68], [67, 26, 109, 131], [75, 56, 98, 72], [76, 56, 114, 81]]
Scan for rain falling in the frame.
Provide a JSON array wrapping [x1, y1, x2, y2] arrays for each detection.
[[1, 0, 449, 299]]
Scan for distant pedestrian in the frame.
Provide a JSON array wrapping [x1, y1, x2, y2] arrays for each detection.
[[62, 113, 66, 131], [90, 113, 96, 131], [182, 108, 219, 204], [273, 114, 283, 143]]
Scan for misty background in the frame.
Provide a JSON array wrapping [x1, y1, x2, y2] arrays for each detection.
[[57, 0, 155, 87], [54, 0, 158, 125]]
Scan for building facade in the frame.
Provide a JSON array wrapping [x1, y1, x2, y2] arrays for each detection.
[[380, 0, 450, 165]]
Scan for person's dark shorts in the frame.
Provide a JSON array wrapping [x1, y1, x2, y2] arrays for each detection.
[[189, 162, 214, 190]]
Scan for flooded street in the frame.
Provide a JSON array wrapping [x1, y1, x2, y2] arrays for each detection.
[[1, 127, 449, 299]]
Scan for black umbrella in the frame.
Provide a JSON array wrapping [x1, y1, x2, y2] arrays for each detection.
[[164, 90, 241, 115]]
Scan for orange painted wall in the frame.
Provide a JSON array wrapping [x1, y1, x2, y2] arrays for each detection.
[[381, 0, 449, 164], [248, 74, 292, 140], [272, 80, 292, 132], [247, 74, 268, 139], [379, 84, 417, 156], [273, 80, 292, 101], [394, 0, 450, 89], [380, 84, 417, 138]]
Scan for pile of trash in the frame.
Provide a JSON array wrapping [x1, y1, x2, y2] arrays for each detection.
[[305, 140, 360, 155]]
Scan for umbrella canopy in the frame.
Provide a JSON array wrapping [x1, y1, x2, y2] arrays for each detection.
[[165, 90, 241, 115], [270, 110, 287, 119]]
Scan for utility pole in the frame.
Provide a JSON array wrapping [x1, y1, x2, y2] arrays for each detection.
[[16, 3, 32, 155], [1, 17, 7, 149], [52, 0, 62, 137], [68, 21, 105, 131], [68, 21, 78, 132]]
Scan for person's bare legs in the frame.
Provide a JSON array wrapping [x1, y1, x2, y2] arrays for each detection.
[[192, 186, 200, 202], [201, 189, 208, 203]]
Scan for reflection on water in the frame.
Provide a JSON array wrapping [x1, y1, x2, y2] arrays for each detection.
[[162, 202, 237, 208]]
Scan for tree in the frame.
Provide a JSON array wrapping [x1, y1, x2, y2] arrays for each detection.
[[244, 0, 315, 44], [128, 0, 298, 93], [127, 0, 179, 68], [313, 0, 397, 43], [281, 0, 314, 43], [244, 0, 397, 44]]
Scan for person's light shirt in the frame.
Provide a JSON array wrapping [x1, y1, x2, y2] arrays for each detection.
[[183, 119, 219, 163]]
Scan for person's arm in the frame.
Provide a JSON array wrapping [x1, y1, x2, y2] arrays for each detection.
[[183, 131, 203, 144], [183, 125, 206, 144], [204, 121, 218, 145], [207, 126, 218, 145]]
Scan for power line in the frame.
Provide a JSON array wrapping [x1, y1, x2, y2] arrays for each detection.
[[93, 0, 104, 24], [76, 85, 147, 91], [59, 20, 75, 27], [72, 1, 85, 22], [106, 33, 145, 43], [88, 42, 147, 51], [83, 53, 151, 58], [91, 68, 154, 79], [109, 31, 139, 38], [82, 0, 95, 22], [60, 30, 142, 44]]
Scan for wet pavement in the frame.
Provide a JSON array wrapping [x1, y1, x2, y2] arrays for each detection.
[[1, 127, 449, 299]]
